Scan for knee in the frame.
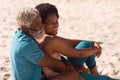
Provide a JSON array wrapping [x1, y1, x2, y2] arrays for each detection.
[[75, 40, 94, 49], [81, 40, 93, 47]]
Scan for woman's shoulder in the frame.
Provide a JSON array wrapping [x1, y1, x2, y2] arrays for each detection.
[[43, 36, 65, 46]]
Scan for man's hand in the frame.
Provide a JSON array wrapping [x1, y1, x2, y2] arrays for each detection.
[[37, 53, 66, 72], [61, 56, 74, 71], [75, 66, 89, 73]]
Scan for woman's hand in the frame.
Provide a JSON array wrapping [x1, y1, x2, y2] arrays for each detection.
[[94, 42, 102, 58]]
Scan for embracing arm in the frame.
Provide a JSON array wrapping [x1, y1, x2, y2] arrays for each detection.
[[37, 53, 66, 73]]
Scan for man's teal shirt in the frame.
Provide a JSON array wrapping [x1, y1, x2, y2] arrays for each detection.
[[10, 29, 45, 80]]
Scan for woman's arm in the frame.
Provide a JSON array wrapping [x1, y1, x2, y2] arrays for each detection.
[[45, 37, 99, 58], [57, 36, 103, 47], [57, 36, 82, 47], [56, 36, 102, 58]]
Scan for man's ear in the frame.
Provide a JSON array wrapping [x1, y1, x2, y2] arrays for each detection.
[[21, 26, 29, 33]]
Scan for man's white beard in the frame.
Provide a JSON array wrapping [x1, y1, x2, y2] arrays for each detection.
[[29, 29, 46, 43]]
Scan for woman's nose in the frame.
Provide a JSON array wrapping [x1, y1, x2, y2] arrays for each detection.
[[54, 23, 59, 28]]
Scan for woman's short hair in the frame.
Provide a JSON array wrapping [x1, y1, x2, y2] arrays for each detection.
[[16, 7, 39, 28], [35, 3, 59, 24]]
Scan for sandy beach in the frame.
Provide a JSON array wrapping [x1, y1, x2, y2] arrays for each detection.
[[0, 0, 120, 80]]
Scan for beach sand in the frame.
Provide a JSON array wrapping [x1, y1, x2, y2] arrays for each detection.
[[0, 0, 120, 80]]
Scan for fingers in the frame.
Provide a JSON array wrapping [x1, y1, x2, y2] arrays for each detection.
[[94, 42, 102, 58], [65, 61, 74, 70], [95, 53, 100, 58], [94, 42, 101, 50], [95, 50, 101, 58], [97, 41, 103, 44]]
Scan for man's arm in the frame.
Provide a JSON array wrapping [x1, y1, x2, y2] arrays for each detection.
[[61, 56, 89, 73], [61, 56, 74, 70], [49, 69, 84, 80], [37, 53, 66, 73]]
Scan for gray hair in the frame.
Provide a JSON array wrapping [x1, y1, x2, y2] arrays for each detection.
[[16, 7, 39, 28]]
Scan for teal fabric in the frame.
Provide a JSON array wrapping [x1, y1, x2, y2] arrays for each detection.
[[68, 40, 96, 68], [80, 73, 119, 80], [67, 40, 119, 80], [10, 29, 45, 80]]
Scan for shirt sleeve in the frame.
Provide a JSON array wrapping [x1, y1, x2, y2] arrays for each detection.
[[21, 40, 44, 64]]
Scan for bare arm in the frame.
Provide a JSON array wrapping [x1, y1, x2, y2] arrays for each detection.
[[57, 36, 82, 47], [44, 37, 99, 58], [93, 42, 102, 58], [57, 36, 103, 47], [37, 54, 84, 80], [37, 53, 66, 73], [49, 70, 84, 80], [56, 36, 102, 58]]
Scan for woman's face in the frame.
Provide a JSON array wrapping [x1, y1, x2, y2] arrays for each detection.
[[44, 14, 59, 36]]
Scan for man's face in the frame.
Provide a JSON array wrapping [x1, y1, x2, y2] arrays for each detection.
[[44, 14, 59, 36], [29, 15, 45, 39]]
